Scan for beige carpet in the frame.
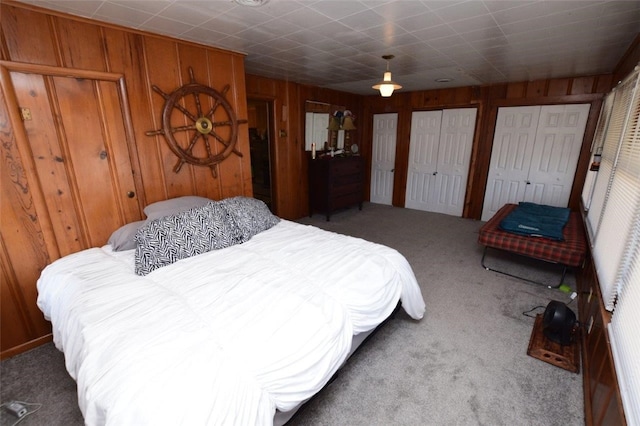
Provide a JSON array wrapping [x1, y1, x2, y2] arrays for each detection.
[[292, 203, 583, 425], [1, 202, 583, 425]]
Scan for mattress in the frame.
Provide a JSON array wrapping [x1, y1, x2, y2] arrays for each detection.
[[37, 219, 425, 425], [478, 203, 587, 267]]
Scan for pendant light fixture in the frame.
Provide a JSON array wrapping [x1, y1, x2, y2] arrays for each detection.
[[372, 55, 402, 97]]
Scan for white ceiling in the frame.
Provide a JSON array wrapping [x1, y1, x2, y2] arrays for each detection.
[[16, 0, 640, 95]]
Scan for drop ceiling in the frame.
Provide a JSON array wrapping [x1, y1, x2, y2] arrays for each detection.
[[15, 0, 640, 95]]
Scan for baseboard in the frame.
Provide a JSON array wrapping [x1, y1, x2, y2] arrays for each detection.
[[1, 334, 52, 360]]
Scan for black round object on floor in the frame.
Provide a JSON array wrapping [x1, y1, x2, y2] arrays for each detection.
[[542, 301, 577, 345]]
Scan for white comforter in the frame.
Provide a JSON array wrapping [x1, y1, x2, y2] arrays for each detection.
[[37, 220, 425, 425]]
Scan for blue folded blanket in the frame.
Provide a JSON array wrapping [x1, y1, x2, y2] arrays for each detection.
[[499, 202, 570, 241]]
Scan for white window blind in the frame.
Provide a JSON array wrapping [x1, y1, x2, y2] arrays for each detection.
[[582, 91, 614, 219], [609, 227, 640, 426], [590, 69, 640, 310], [589, 64, 640, 426]]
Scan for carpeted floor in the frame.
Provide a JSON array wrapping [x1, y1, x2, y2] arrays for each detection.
[[1, 203, 584, 425]]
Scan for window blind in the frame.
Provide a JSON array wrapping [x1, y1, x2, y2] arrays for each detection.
[[582, 91, 614, 219], [590, 69, 640, 310], [609, 227, 640, 426], [590, 65, 640, 426]]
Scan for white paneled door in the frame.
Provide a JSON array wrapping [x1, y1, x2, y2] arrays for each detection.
[[481, 104, 590, 221], [405, 108, 477, 216], [481, 106, 540, 221], [370, 113, 398, 205]]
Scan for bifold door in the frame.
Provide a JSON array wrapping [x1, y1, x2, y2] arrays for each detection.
[[405, 108, 477, 216], [481, 104, 590, 221]]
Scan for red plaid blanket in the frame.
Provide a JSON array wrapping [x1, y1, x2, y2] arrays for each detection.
[[478, 204, 587, 267]]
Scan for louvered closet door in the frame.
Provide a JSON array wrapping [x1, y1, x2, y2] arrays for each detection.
[[406, 108, 476, 216], [481, 104, 590, 221]]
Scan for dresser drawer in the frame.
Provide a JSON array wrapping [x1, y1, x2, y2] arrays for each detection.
[[331, 159, 363, 177], [331, 192, 362, 209], [331, 181, 362, 197], [332, 172, 363, 187], [309, 156, 365, 221]]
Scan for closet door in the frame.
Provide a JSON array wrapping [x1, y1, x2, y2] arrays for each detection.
[[481, 104, 590, 221], [405, 108, 476, 216], [370, 113, 398, 205], [524, 104, 590, 206], [436, 108, 476, 215], [405, 110, 442, 210], [481, 106, 540, 221]]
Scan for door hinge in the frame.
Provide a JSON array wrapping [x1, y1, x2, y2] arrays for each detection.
[[20, 107, 32, 121]]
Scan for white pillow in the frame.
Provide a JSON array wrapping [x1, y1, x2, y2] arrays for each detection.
[[143, 196, 212, 220]]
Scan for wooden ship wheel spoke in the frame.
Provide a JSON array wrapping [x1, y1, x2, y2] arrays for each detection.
[[146, 67, 247, 177]]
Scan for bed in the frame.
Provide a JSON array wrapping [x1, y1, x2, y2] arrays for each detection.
[[478, 203, 587, 288], [36, 196, 425, 425]]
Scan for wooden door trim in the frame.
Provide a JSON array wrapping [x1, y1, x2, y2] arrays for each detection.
[[0, 63, 61, 259], [489, 93, 603, 107], [0, 60, 123, 81], [247, 96, 277, 215]]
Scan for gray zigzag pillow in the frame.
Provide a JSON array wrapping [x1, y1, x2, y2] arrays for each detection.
[[219, 196, 280, 242], [134, 201, 242, 276]]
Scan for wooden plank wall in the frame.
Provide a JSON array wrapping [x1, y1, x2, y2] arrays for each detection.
[[0, 6, 635, 395], [578, 257, 626, 426], [360, 75, 613, 219], [245, 74, 363, 219], [246, 69, 612, 222], [0, 2, 251, 358]]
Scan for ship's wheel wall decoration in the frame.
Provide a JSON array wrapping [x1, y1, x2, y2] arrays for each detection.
[[146, 67, 248, 178]]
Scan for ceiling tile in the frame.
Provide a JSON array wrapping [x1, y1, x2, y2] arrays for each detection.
[[21, 0, 106, 16], [108, 0, 172, 15], [18, 0, 640, 95], [307, 1, 369, 20], [338, 9, 387, 31], [139, 15, 193, 36], [431, 1, 490, 22], [94, 2, 154, 27], [158, 3, 215, 26]]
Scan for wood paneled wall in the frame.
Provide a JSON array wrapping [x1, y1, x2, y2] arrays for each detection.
[[0, 1, 251, 358], [245, 74, 363, 219], [577, 256, 626, 426], [360, 75, 613, 218], [0, 4, 635, 389], [613, 33, 640, 85]]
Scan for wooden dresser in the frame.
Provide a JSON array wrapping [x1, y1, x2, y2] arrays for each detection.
[[309, 155, 364, 221]]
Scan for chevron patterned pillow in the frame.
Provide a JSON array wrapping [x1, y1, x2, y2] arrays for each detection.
[[134, 201, 242, 276], [220, 196, 280, 242]]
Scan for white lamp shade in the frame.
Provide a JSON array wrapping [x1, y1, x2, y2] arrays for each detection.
[[372, 71, 402, 97], [379, 83, 395, 97]]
